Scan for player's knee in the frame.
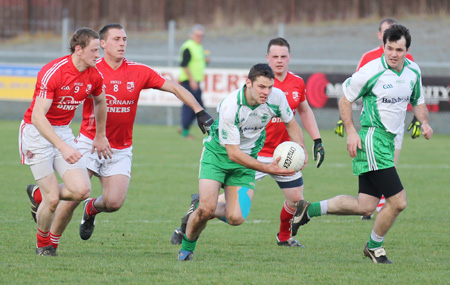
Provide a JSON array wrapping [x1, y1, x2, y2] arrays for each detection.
[[70, 184, 91, 201], [225, 214, 244, 226], [196, 207, 214, 221], [361, 208, 376, 216], [395, 198, 407, 213], [104, 199, 124, 212], [46, 195, 60, 212]]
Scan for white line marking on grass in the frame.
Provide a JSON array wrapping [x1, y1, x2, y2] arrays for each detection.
[[321, 163, 449, 169], [99, 219, 272, 224]]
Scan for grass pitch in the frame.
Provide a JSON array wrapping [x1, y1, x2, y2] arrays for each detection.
[[1, 120, 449, 284]]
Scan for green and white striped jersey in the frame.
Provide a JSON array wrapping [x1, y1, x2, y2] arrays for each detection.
[[204, 85, 293, 158], [342, 55, 425, 136]]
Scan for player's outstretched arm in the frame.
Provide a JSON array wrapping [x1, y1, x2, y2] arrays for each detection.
[[160, 79, 214, 134]]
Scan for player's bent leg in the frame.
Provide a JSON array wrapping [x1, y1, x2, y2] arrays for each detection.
[[326, 193, 378, 216], [278, 184, 304, 246], [96, 174, 130, 212], [36, 173, 63, 230], [222, 186, 254, 226], [185, 179, 220, 240], [51, 200, 80, 235], [49, 200, 80, 249], [60, 168, 91, 201], [373, 190, 406, 237]]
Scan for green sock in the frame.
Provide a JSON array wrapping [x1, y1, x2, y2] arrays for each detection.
[[182, 129, 189, 137], [307, 202, 322, 218], [368, 237, 383, 249], [181, 234, 197, 252]]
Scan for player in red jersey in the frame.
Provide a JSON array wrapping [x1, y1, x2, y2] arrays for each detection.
[[170, 37, 324, 248], [259, 37, 324, 247], [19, 28, 111, 256], [26, 24, 213, 249]]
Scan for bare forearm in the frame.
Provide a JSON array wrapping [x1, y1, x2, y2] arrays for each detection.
[[298, 109, 320, 140], [93, 94, 107, 137], [162, 80, 203, 113], [32, 113, 66, 149], [339, 96, 357, 135], [413, 103, 429, 124]]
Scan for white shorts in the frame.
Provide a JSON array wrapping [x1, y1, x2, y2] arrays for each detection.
[[255, 156, 303, 182], [76, 134, 132, 178], [19, 120, 86, 180]]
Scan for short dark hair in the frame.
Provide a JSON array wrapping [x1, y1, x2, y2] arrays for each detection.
[[383, 24, 411, 49], [378, 18, 398, 31], [248, 63, 274, 82], [69, 28, 100, 53], [99, 23, 125, 41], [267, 37, 290, 53]]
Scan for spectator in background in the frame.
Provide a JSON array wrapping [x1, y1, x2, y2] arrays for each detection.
[[178, 24, 210, 139]]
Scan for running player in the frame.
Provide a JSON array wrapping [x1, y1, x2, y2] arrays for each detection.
[[20, 28, 111, 256], [291, 24, 433, 264], [177, 63, 307, 261], [26, 24, 213, 251], [170, 38, 324, 248]]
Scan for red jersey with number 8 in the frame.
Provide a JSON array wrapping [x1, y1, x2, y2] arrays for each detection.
[[79, 58, 166, 149]]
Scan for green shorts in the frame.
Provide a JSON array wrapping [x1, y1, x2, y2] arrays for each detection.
[[353, 127, 396, 176], [199, 147, 256, 190]]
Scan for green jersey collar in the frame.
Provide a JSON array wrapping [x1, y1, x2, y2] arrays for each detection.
[[237, 85, 260, 110], [381, 53, 410, 76]]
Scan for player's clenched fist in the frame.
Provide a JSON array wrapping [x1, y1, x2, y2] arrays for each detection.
[[196, 110, 214, 134]]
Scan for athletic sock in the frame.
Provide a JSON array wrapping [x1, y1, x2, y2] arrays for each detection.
[[181, 234, 197, 252], [307, 202, 322, 218], [36, 228, 51, 248], [50, 232, 62, 249], [181, 129, 190, 137], [278, 201, 295, 241], [34, 187, 42, 204], [368, 229, 384, 249], [86, 198, 100, 216]]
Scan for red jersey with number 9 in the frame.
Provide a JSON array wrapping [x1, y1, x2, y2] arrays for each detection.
[[23, 55, 104, 125], [258, 71, 306, 157]]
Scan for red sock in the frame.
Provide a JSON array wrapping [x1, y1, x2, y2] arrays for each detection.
[[37, 228, 51, 248], [34, 187, 42, 204], [86, 198, 100, 216], [278, 201, 295, 242], [50, 232, 62, 249]]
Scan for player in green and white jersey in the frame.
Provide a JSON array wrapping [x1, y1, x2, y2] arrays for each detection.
[[177, 63, 308, 261], [290, 24, 433, 264]]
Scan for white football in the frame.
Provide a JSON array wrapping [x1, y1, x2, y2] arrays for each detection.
[[273, 141, 305, 171]]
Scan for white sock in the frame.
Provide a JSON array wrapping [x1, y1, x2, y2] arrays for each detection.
[[320, 200, 328, 215], [370, 229, 384, 243]]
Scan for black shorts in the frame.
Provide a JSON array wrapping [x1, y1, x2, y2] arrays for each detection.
[[358, 167, 404, 199]]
